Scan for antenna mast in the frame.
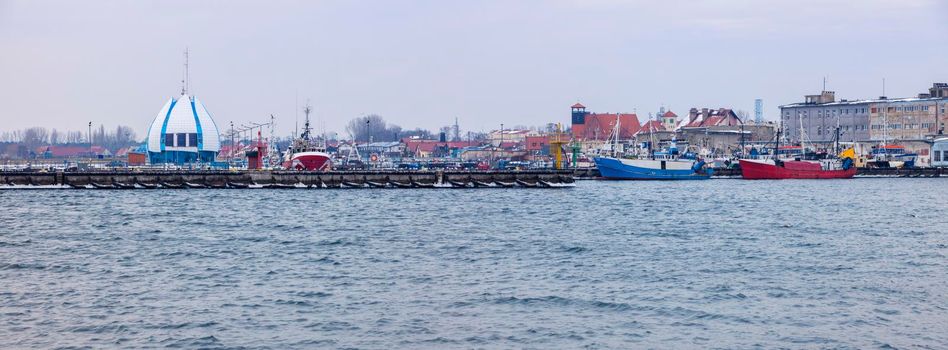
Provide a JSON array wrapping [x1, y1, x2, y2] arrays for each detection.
[[302, 101, 313, 141], [181, 48, 189, 95]]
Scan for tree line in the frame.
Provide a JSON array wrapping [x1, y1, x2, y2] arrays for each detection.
[[343, 114, 505, 143], [0, 125, 138, 152]]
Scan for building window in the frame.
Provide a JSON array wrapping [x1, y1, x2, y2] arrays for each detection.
[[165, 134, 174, 147], [189, 133, 198, 147], [177, 133, 186, 147]]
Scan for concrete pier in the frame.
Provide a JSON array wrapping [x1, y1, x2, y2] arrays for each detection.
[[0, 170, 576, 189]]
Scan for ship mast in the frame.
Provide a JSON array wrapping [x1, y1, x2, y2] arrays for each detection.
[[774, 120, 781, 161], [302, 102, 312, 141], [612, 113, 621, 158]]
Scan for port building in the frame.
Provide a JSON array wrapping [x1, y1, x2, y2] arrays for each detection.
[[145, 94, 221, 164], [780, 83, 948, 143], [779, 83, 948, 166]]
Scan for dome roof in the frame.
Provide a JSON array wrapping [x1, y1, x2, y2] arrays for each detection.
[[146, 94, 220, 153]]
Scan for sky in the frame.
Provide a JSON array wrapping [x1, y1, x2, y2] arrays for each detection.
[[1, 0, 947, 140]]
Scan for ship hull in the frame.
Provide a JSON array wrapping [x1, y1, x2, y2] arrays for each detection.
[[283, 151, 332, 171], [739, 159, 855, 180], [594, 157, 711, 180]]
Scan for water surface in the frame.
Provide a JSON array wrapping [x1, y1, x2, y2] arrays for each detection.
[[2, 179, 947, 349]]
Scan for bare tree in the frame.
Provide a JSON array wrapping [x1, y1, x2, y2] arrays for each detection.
[[344, 114, 402, 142], [21, 127, 49, 151], [66, 131, 83, 143]]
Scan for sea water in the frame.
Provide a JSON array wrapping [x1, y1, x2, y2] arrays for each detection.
[[1, 179, 946, 349]]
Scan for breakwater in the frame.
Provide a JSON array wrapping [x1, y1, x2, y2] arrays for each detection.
[[0, 170, 575, 189]]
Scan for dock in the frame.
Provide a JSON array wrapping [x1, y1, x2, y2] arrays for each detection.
[[0, 169, 575, 189]]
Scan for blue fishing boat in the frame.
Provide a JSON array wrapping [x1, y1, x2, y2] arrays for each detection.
[[594, 151, 712, 180], [593, 114, 711, 180]]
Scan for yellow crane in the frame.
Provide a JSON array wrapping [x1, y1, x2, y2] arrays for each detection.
[[549, 124, 570, 169]]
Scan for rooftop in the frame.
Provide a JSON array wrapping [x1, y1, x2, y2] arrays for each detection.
[[781, 95, 948, 108]]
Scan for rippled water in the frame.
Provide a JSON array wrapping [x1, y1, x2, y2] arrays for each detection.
[[2, 179, 947, 349]]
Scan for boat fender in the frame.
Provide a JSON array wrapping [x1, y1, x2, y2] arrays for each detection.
[[692, 160, 706, 173], [842, 158, 854, 170]]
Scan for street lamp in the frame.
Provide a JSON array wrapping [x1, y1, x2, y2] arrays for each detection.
[[365, 119, 370, 161]]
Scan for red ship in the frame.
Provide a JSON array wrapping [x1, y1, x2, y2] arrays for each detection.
[[282, 103, 332, 171], [739, 158, 855, 179], [739, 123, 857, 180], [283, 150, 332, 171]]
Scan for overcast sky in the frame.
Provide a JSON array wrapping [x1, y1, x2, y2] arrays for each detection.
[[1, 0, 946, 139]]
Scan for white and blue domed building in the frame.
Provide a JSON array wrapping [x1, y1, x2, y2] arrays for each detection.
[[145, 94, 221, 164]]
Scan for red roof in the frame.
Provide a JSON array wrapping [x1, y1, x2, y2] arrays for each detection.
[[573, 113, 641, 140], [571, 103, 586, 109], [662, 111, 678, 119], [636, 120, 666, 135], [36, 145, 108, 157], [683, 108, 741, 128]]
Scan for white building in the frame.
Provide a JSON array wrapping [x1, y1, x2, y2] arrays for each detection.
[[145, 94, 221, 164]]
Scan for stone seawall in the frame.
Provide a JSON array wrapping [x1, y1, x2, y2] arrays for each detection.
[[0, 170, 576, 189]]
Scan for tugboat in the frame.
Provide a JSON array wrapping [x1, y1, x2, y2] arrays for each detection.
[[282, 103, 331, 171], [593, 115, 711, 180]]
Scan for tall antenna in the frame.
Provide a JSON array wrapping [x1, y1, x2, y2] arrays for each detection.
[[822, 76, 826, 91], [181, 48, 190, 95], [302, 100, 313, 140]]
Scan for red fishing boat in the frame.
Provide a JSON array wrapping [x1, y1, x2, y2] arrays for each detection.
[[282, 104, 332, 171], [739, 124, 856, 180], [739, 158, 855, 179]]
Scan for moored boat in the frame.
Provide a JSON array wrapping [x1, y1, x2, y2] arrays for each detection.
[[740, 119, 856, 180], [866, 144, 916, 168], [595, 156, 712, 180], [738, 158, 855, 179], [282, 104, 332, 171], [593, 113, 711, 180]]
